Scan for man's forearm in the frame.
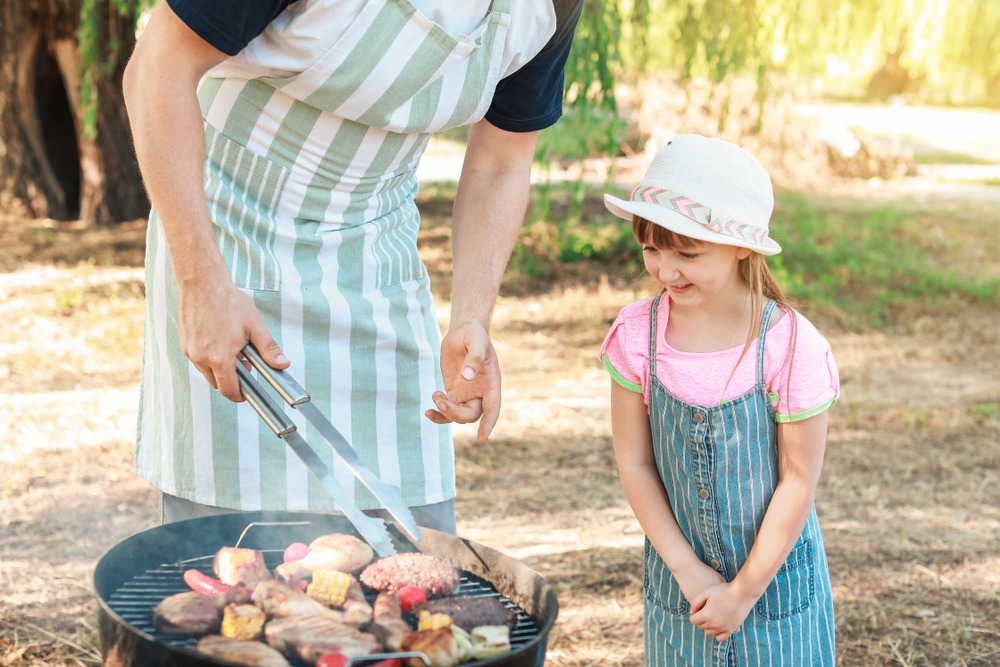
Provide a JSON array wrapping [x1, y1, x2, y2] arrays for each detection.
[[122, 1, 230, 287], [449, 120, 538, 327]]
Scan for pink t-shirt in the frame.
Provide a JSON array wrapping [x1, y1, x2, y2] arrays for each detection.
[[600, 297, 839, 422]]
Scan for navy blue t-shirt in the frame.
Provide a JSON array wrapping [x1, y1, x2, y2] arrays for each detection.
[[167, 0, 583, 132]]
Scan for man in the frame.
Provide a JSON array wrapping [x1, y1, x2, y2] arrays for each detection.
[[122, 0, 583, 531]]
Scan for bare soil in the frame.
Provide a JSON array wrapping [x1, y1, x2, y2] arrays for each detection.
[[2, 114, 999, 666]]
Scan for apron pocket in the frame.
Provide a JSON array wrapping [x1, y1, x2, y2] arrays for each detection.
[[754, 538, 815, 620], [643, 539, 690, 616], [204, 125, 290, 292]]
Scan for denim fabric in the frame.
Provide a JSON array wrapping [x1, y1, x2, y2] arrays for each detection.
[[643, 296, 836, 666]]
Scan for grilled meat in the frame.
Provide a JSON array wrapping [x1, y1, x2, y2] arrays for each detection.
[[344, 576, 374, 625], [309, 533, 375, 566], [275, 533, 374, 586], [152, 591, 222, 635], [214, 547, 273, 587], [369, 592, 416, 652], [196, 634, 291, 667], [415, 596, 516, 632], [360, 552, 460, 597], [253, 580, 346, 622], [264, 613, 382, 664], [401, 627, 462, 667]]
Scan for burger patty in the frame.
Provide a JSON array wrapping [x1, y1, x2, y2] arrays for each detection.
[[359, 552, 460, 597], [415, 595, 516, 631]]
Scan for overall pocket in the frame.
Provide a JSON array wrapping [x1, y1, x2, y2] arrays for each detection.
[[754, 538, 815, 620], [204, 125, 290, 292], [643, 540, 690, 616]]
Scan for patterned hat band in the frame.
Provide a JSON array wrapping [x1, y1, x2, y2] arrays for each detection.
[[630, 185, 769, 247]]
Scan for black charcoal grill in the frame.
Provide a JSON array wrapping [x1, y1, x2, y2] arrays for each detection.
[[94, 511, 557, 667]]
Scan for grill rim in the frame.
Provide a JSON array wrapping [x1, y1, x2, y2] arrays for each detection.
[[94, 511, 557, 667]]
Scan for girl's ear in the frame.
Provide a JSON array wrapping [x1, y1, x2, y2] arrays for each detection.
[[736, 247, 752, 260]]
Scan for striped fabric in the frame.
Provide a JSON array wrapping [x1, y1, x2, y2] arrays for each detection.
[[643, 296, 836, 665], [137, 0, 518, 511]]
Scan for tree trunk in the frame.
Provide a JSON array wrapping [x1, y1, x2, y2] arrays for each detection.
[[0, 0, 148, 226]]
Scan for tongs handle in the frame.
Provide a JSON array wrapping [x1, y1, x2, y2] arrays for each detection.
[[242, 344, 310, 406], [236, 364, 295, 437]]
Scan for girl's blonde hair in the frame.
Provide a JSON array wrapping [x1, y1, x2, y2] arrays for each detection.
[[633, 216, 797, 410]]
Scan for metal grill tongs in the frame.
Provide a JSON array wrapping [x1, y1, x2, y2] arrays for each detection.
[[235, 344, 421, 556]]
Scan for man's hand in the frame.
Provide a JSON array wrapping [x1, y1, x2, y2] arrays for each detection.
[[424, 320, 501, 444], [178, 279, 289, 402]]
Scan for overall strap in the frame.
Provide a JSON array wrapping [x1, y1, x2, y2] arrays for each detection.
[[649, 294, 663, 378], [755, 299, 778, 385]]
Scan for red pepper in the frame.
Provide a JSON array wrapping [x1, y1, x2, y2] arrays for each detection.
[[183, 568, 230, 596], [396, 585, 428, 613]]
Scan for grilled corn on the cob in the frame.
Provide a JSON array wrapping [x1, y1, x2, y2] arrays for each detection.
[[220, 602, 266, 640], [306, 568, 353, 607]]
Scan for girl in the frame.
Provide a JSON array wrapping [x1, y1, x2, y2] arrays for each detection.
[[600, 134, 838, 665]]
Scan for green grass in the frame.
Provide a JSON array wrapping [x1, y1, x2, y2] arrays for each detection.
[[913, 151, 996, 166], [769, 193, 998, 329], [500, 183, 998, 331], [949, 176, 1000, 187]]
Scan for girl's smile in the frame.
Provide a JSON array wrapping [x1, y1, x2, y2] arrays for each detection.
[[642, 240, 750, 308]]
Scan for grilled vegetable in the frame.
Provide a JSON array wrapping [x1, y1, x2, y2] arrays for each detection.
[[220, 602, 266, 640], [396, 585, 427, 613], [471, 625, 511, 660], [306, 569, 353, 607], [417, 611, 453, 631]]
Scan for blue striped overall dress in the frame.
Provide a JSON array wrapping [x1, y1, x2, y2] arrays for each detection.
[[137, 0, 530, 513], [644, 296, 836, 665]]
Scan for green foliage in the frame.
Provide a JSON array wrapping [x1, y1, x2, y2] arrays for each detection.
[[570, 0, 1000, 117], [534, 2, 633, 192], [535, 105, 630, 164], [76, 0, 152, 140], [678, 0, 762, 83], [564, 0, 622, 112], [507, 187, 998, 329], [510, 181, 636, 283]]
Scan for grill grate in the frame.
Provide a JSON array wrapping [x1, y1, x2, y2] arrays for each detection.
[[105, 550, 540, 666]]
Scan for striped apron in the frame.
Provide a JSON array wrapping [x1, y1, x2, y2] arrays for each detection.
[[137, 0, 516, 512], [643, 296, 836, 665]]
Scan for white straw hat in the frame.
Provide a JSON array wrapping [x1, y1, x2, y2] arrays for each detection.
[[604, 134, 781, 255]]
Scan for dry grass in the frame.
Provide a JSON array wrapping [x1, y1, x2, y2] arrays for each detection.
[[1, 176, 999, 667]]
